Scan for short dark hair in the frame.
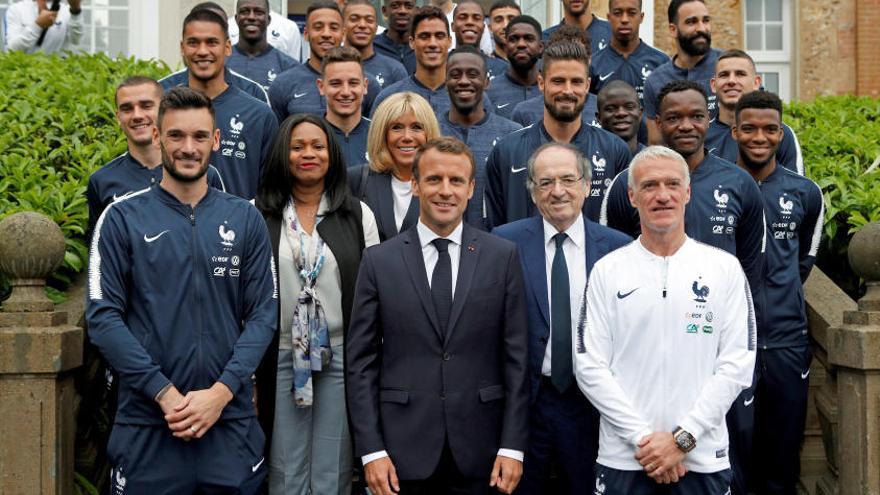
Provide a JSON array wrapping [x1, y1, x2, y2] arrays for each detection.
[[321, 45, 363, 74], [447, 44, 486, 72], [609, 0, 643, 10], [410, 5, 448, 38], [667, 0, 705, 24], [343, 0, 376, 13], [453, 0, 484, 17], [657, 80, 708, 110], [546, 24, 591, 52], [597, 80, 639, 103], [236, 0, 270, 11], [541, 40, 590, 75], [255, 114, 351, 215], [716, 48, 756, 72], [307, 0, 342, 20], [735, 90, 783, 123], [489, 0, 521, 15], [192, 1, 226, 16], [505, 15, 542, 38], [115, 76, 162, 105], [158, 86, 215, 131], [183, 7, 229, 39], [412, 137, 476, 180]]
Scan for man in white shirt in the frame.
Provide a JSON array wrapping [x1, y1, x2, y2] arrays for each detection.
[[5, 0, 82, 53], [347, 137, 529, 495], [575, 145, 756, 494]]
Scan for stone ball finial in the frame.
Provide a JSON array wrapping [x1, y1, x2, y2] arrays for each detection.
[[0, 212, 66, 313], [0, 212, 66, 279], [849, 221, 880, 283]]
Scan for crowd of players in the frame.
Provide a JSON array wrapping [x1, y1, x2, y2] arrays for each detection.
[[63, 0, 826, 493]]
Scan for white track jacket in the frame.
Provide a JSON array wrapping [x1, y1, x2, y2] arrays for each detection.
[[574, 237, 756, 473]]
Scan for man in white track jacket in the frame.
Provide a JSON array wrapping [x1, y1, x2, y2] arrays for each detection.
[[575, 145, 756, 495]]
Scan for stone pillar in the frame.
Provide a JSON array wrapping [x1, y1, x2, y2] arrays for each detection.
[[828, 221, 880, 494], [0, 212, 83, 495]]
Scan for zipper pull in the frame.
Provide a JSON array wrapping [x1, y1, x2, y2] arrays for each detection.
[[190, 210, 195, 225]]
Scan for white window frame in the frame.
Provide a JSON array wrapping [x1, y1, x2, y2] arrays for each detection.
[[743, 0, 793, 100]]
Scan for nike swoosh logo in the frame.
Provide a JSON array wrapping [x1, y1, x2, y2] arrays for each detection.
[[293, 92, 307, 98], [743, 396, 754, 406], [496, 103, 510, 109], [252, 457, 265, 472], [801, 369, 810, 379], [112, 191, 132, 201], [599, 72, 614, 81], [616, 288, 638, 299], [511, 166, 526, 173], [143, 230, 171, 243]]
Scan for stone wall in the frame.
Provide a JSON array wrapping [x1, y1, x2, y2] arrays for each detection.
[[797, 0, 857, 99]]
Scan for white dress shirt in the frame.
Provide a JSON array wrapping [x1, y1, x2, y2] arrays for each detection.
[[5, 1, 82, 54], [362, 219, 523, 466], [542, 214, 588, 376], [390, 175, 412, 232]]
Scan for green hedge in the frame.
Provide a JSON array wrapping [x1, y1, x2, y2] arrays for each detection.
[[786, 96, 880, 296], [0, 52, 169, 300]]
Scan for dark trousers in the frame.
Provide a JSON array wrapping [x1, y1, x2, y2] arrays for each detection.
[[398, 441, 492, 495], [726, 369, 757, 495], [515, 376, 599, 495], [595, 464, 732, 495], [106, 418, 266, 495], [752, 345, 812, 495]]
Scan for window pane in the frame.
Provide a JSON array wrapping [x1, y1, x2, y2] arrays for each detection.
[[761, 72, 779, 93], [746, 25, 763, 50], [110, 8, 127, 27], [746, 0, 763, 21], [766, 24, 783, 50], [108, 27, 128, 55], [111, 0, 129, 7], [765, 0, 782, 21]]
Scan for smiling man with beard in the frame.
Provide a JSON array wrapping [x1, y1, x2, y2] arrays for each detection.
[[87, 87, 278, 495], [596, 80, 643, 156], [485, 41, 630, 228], [485, 15, 543, 119], [600, 81, 765, 495], [226, 0, 299, 91], [439, 46, 522, 230], [643, 0, 720, 144]]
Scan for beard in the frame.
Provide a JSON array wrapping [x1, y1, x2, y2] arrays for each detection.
[[545, 95, 585, 123], [509, 52, 540, 74], [161, 144, 210, 183], [677, 30, 711, 57]]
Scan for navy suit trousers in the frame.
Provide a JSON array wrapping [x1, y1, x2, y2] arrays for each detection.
[[516, 377, 599, 494]]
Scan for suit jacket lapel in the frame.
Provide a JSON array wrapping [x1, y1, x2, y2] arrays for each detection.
[[401, 195, 420, 232], [583, 217, 603, 277], [446, 224, 480, 343], [401, 228, 443, 341], [375, 174, 397, 239], [523, 217, 550, 328]]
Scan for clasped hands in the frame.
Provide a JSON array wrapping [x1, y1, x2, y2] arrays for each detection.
[[156, 382, 233, 440], [635, 432, 688, 484]]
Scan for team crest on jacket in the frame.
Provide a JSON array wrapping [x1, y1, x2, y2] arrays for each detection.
[[692, 279, 709, 303], [779, 194, 794, 215], [219, 222, 236, 249], [230, 115, 245, 136], [713, 187, 729, 208]]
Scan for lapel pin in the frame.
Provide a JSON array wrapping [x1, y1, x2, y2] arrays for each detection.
[[467, 244, 476, 252]]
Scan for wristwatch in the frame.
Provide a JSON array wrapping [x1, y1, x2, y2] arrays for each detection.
[[673, 427, 696, 453]]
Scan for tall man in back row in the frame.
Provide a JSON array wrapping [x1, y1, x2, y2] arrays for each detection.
[[486, 41, 630, 228], [733, 90, 824, 495], [493, 143, 630, 494], [226, 0, 299, 91], [542, 0, 611, 55], [347, 137, 529, 495], [87, 87, 278, 494], [576, 145, 756, 494]]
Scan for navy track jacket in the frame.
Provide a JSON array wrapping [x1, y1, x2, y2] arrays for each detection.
[[87, 185, 278, 425]]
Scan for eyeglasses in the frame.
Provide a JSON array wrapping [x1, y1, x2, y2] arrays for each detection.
[[532, 175, 584, 191]]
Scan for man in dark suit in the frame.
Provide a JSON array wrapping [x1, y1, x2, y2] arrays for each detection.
[[347, 137, 530, 495], [493, 142, 631, 494]]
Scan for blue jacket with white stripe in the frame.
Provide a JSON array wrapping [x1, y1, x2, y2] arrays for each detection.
[[86, 185, 278, 425]]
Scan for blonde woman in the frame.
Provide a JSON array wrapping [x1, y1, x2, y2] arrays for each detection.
[[348, 92, 441, 241]]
